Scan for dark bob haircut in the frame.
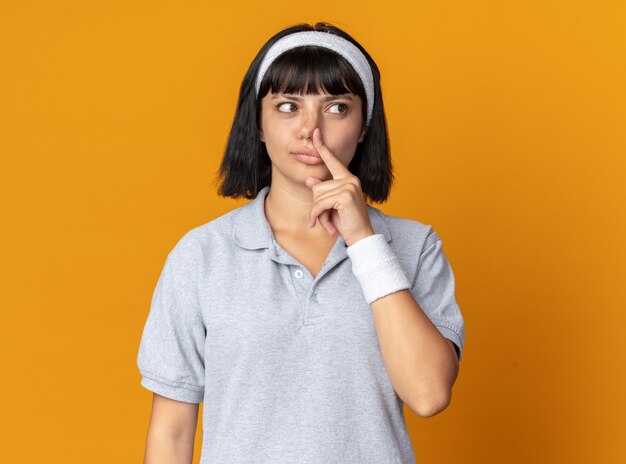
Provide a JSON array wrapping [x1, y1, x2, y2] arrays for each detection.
[[215, 22, 394, 203]]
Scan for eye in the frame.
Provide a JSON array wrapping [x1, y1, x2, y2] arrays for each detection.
[[277, 102, 297, 113], [328, 103, 348, 114]]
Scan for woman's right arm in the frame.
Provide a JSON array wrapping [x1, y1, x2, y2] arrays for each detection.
[[143, 393, 200, 464]]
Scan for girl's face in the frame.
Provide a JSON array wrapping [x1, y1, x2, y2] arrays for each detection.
[[258, 90, 366, 184]]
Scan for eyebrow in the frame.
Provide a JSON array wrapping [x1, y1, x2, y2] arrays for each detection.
[[270, 93, 354, 101]]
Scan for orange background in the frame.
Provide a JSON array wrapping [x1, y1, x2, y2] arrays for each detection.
[[1, 1, 625, 463]]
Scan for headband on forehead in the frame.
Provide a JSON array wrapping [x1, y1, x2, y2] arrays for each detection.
[[255, 30, 375, 127]]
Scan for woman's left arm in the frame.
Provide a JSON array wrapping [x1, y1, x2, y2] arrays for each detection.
[[306, 128, 461, 417], [370, 289, 459, 418]]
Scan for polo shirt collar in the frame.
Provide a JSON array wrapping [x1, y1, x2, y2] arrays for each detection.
[[232, 185, 392, 252]]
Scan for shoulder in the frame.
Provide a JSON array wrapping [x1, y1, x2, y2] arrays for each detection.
[[367, 204, 441, 251], [164, 203, 247, 266]]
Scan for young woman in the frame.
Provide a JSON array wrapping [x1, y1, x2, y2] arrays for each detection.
[[137, 22, 466, 464]]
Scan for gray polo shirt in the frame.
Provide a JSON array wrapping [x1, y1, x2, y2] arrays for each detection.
[[137, 185, 465, 464]]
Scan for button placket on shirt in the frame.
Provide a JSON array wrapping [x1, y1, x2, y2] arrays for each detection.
[[269, 241, 317, 324], [269, 237, 349, 326], [290, 265, 324, 324]]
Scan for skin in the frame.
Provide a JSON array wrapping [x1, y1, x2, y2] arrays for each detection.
[[259, 90, 371, 244], [143, 394, 198, 464]]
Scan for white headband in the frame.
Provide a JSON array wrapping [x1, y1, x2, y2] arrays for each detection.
[[255, 31, 375, 127]]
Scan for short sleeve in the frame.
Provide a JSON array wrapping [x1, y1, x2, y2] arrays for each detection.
[[411, 229, 466, 361], [136, 237, 206, 403]]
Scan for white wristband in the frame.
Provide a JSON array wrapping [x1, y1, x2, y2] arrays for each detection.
[[346, 234, 411, 304]]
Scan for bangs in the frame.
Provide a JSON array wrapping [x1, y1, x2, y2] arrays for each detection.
[[258, 46, 366, 99]]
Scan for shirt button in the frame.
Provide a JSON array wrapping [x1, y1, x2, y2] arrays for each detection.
[[294, 269, 304, 279]]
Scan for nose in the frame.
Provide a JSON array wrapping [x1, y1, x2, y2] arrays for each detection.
[[299, 107, 320, 140]]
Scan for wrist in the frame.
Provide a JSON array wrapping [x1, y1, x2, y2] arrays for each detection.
[[346, 234, 411, 304], [345, 227, 376, 247]]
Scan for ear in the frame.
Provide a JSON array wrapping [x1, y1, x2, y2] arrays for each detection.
[[358, 126, 366, 143], [258, 128, 265, 142]]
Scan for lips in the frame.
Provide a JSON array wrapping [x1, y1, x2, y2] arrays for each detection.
[[292, 151, 325, 166], [291, 149, 320, 158]]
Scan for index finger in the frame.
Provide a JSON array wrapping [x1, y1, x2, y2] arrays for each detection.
[[312, 128, 351, 180]]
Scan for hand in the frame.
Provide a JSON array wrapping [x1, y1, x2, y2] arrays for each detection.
[[304, 128, 375, 247]]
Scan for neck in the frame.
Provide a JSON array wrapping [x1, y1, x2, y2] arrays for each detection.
[[264, 179, 333, 239]]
